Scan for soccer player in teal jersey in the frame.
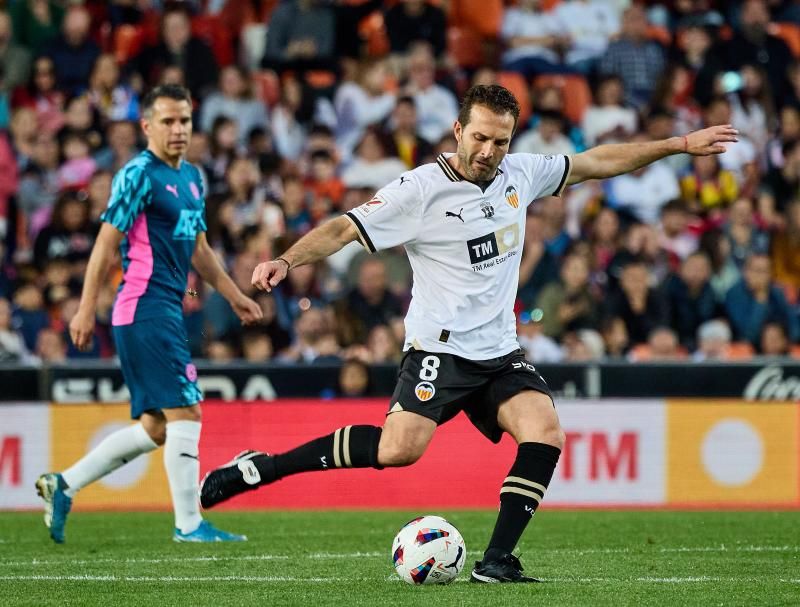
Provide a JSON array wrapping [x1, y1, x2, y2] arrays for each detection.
[[36, 85, 263, 543]]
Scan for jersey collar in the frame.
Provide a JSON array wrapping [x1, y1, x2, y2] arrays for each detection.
[[436, 153, 503, 186]]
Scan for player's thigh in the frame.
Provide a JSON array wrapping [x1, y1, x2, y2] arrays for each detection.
[[378, 411, 437, 467], [140, 410, 167, 445], [496, 390, 564, 448]]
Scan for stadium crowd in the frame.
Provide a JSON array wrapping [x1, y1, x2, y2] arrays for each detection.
[[1, 0, 800, 371]]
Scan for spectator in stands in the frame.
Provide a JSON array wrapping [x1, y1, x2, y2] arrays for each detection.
[[587, 207, 620, 277], [517, 309, 563, 363], [86, 54, 140, 125], [205, 337, 237, 362], [337, 358, 371, 396], [10, 107, 38, 171], [270, 75, 332, 162], [306, 150, 345, 210], [334, 59, 395, 158], [129, 6, 219, 99], [402, 43, 458, 145], [650, 63, 704, 137], [346, 257, 403, 335], [241, 328, 274, 362], [12, 56, 65, 134], [639, 326, 686, 361], [10, 0, 64, 55], [0, 10, 31, 94], [512, 110, 575, 157], [604, 134, 681, 224], [12, 282, 48, 352], [57, 132, 96, 190], [759, 321, 791, 357], [603, 258, 670, 345], [34, 327, 67, 364], [607, 221, 670, 290], [33, 191, 95, 272], [200, 65, 269, 146], [535, 252, 597, 340], [703, 96, 759, 199], [719, 0, 793, 107], [342, 127, 406, 189], [43, 5, 100, 97], [0, 130, 16, 240], [657, 199, 698, 265], [58, 94, 104, 154], [724, 253, 799, 346], [86, 170, 112, 223], [500, 0, 567, 78], [723, 197, 770, 269], [539, 196, 572, 259], [528, 84, 586, 152], [518, 211, 559, 308], [598, 5, 665, 109], [388, 96, 433, 170], [384, 0, 447, 59], [764, 105, 800, 173], [366, 324, 402, 363], [17, 133, 60, 236], [562, 328, 606, 361], [726, 64, 774, 156], [554, 0, 620, 74], [601, 315, 629, 358], [582, 75, 638, 147], [205, 116, 239, 194], [253, 292, 292, 353], [680, 154, 738, 215], [204, 252, 263, 341], [760, 138, 800, 226], [0, 296, 29, 362], [280, 305, 342, 363], [94, 120, 140, 174], [663, 251, 718, 349], [770, 199, 800, 302], [693, 319, 735, 362], [699, 228, 741, 304], [261, 0, 337, 75]]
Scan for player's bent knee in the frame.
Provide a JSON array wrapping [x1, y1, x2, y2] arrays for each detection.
[[142, 422, 166, 446], [377, 443, 425, 467]]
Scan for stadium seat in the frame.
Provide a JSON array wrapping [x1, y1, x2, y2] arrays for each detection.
[[447, 26, 484, 69], [113, 24, 144, 65], [791, 344, 800, 359], [770, 22, 800, 58], [532, 74, 592, 124], [498, 71, 532, 125], [252, 70, 281, 107], [723, 342, 755, 360], [449, 0, 503, 38], [192, 14, 235, 67]]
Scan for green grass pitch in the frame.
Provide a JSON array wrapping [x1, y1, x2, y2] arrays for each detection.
[[1, 510, 799, 606]]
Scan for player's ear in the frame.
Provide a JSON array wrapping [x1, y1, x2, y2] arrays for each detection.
[[453, 120, 462, 143]]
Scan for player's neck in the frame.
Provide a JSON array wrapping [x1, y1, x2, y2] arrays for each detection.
[[447, 155, 493, 191], [148, 145, 183, 169]]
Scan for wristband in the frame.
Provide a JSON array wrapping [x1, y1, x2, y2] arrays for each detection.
[[275, 257, 291, 270]]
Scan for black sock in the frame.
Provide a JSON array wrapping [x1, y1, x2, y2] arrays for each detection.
[[484, 442, 561, 562], [253, 425, 383, 483]]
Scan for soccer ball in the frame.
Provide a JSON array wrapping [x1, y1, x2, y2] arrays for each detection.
[[391, 515, 466, 585]]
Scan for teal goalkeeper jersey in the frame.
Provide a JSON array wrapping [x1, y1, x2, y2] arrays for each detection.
[[102, 150, 207, 326]]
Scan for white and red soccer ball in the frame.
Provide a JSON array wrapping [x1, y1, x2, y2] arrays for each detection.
[[391, 515, 466, 585]]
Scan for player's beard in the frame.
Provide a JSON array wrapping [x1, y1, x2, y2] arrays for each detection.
[[457, 147, 497, 182]]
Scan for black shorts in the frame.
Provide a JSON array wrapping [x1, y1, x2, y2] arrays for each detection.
[[388, 348, 554, 443]]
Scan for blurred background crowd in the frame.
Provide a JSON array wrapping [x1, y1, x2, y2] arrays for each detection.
[[1, 0, 800, 376]]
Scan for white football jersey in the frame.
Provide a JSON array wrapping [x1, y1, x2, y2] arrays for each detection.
[[345, 152, 571, 360]]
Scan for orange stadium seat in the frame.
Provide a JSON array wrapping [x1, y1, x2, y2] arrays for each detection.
[[498, 71, 532, 125], [192, 14, 235, 67], [532, 74, 592, 124], [358, 11, 390, 57], [723, 342, 755, 360], [113, 24, 144, 64], [770, 22, 800, 58], [447, 26, 484, 69], [449, 0, 504, 38]]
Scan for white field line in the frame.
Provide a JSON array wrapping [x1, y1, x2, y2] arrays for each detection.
[[0, 574, 798, 585], [2, 545, 799, 567]]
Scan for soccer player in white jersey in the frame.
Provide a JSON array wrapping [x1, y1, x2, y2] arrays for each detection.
[[201, 85, 737, 582]]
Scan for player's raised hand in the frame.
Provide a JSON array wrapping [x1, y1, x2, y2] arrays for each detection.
[[69, 308, 95, 351], [232, 295, 263, 325], [251, 258, 289, 292], [685, 124, 739, 156]]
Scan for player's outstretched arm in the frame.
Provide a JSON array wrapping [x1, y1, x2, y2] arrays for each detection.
[[70, 223, 125, 351], [566, 124, 739, 186], [192, 232, 262, 325], [252, 215, 360, 292]]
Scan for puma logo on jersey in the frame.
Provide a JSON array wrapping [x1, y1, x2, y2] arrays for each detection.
[[400, 176, 410, 185], [238, 460, 261, 485], [165, 184, 179, 198], [445, 208, 464, 222], [173, 209, 204, 240]]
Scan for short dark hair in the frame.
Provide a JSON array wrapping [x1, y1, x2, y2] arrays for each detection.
[[141, 84, 192, 117], [458, 85, 520, 131]]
